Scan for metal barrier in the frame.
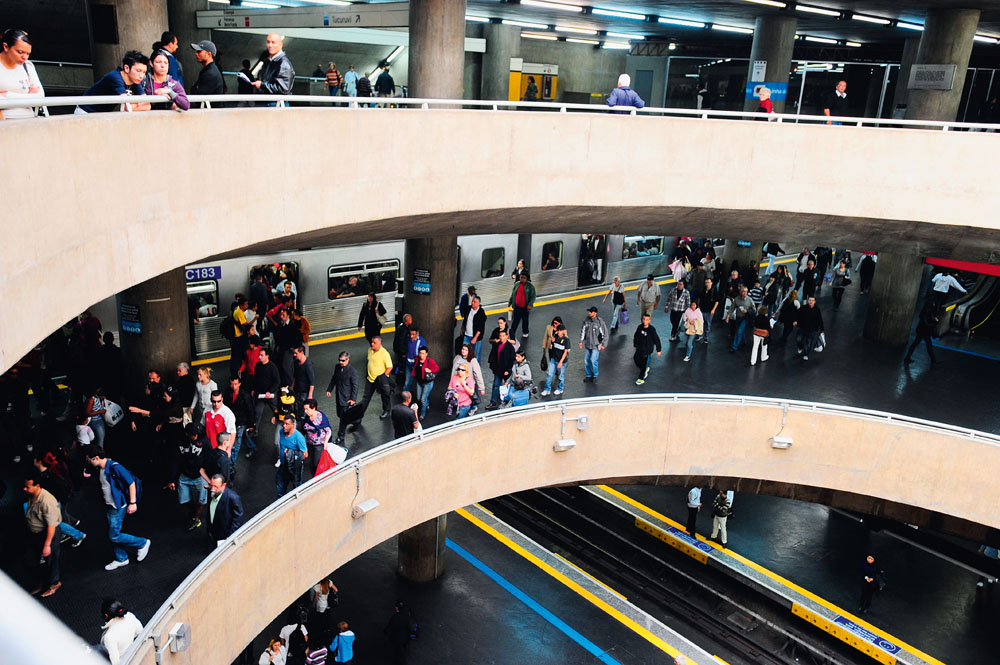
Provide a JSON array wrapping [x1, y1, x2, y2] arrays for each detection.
[[3, 93, 1000, 131]]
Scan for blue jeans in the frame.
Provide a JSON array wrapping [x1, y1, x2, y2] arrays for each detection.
[[610, 304, 623, 329], [328, 85, 340, 96], [464, 335, 483, 364], [731, 319, 748, 350], [276, 449, 305, 497], [545, 362, 566, 392], [231, 425, 246, 460], [699, 315, 712, 341], [584, 348, 600, 378], [490, 375, 508, 405], [797, 329, 819, 357], [90, 417, 106, 448], [106, 507, 147, 563], [685, 334, 696, 357], [60, 520, 84, 541], [404, 369, 416, 393], [456, 405, 472, 419], [415, 380, 434, 417]]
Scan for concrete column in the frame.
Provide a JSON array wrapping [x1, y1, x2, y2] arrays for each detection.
[[890, 38, 921, 116], [481, 23, 520, 101], [91, 0, 169, 80], [905, 9, 981, 122], [723, 240, 762, 274], [863, 252, 925, 345], [397, 515, 447, 581], [407, 0, 467, 99], [167, 0, 210, 89], [743, 15, 797, 114], [403, 236, 459, 371], [117, 268, 191, 400]]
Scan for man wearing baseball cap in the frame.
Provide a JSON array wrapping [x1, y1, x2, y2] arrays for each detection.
[[579, 306, 609, 384], [190, 40, 224, 96]]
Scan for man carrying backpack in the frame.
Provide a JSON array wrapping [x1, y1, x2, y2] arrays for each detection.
[[85, 447, 151, 571]]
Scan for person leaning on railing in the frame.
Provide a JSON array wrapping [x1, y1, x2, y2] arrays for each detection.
[[77, 50, 150, 114], [0, 28, 44, 120], [606, 73, 644, 114]]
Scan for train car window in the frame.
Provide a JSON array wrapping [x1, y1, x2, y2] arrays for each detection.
[[481, 248, 505, 279], [187, 280, 219, 319], [250, 262, 300, 303], [328, 260, 400, 300], [622, 236, 664, 260], [541, 241, 563, 271]]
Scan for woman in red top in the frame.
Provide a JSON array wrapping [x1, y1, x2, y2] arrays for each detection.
[[411, 346, 440, 420], [757, 86, 773, 114]]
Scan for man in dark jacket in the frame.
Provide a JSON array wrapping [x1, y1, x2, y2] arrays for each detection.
[[224, 376, 255, 463], [486, 329, 516, 410], [462, 296, 488, 363], [190, 40, 224, 95], [326, 351, 360, 446], [274, 308, 303, 387], [375, 66, 395, 97], [793, 296, 825, 361], [904, 303, 939, 365], [206, 474, 243, 547], [633, 313, 662, 385], [606, 73, 645, 112], [248, 348, 281, 459], [358, 293, 387, 342], [393, 313, 413, 388], [252, 33, 295, 96], [507, 273, 536, 339]]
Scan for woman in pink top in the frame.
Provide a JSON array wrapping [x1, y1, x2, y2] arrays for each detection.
[[142, 48, 189, 111], [681, 301, 704, 362], [449, 365, 475, 419]]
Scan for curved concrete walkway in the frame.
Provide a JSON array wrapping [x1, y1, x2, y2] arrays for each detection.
[[4, 108, 1000, 371], [113, 394, 1000, 665]]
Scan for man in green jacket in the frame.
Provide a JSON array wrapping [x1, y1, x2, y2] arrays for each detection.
[[507, 272, 536, 339]]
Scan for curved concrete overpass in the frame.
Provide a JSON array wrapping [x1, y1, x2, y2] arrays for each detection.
[[117, 394, 1000, 665], [4, 108, 1000, 371]]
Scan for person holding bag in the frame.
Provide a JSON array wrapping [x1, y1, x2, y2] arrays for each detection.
[[411, 346, 439, 420], [681, 301, 703, 362], [602, 276, 626, 331], [750, 306, 772, 366]]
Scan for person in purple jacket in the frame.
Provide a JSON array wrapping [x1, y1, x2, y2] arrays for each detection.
[[606, 73, 645, 112], [142, 48, 189, 111]]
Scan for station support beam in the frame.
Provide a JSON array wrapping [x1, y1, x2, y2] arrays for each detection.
[[91, 0, 169, 81], [167, 0, 211, 88], [863, 252, 925, 345], [722, 240, 763, 276], [905, 9, 981, 122], [743, 15, 797, 114], [482, 23, 520, 101]]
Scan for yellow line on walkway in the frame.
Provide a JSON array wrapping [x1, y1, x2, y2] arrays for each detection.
[[192, 257, 798, 367], [455, 506, 694, 663], [593, 486, 946, 665]]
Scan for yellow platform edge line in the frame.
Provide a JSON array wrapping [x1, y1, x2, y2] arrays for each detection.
[[455, 507, 694, 663], [593, 486, 946, 665], [189, 257, 798, 367], [551, 552, 628, 601]]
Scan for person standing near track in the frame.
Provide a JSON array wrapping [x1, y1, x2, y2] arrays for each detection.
[[710, 490, 731, 547], [859, 553, 883, 613], [508, 272, 536, 340], [686, 487, 701, 537]]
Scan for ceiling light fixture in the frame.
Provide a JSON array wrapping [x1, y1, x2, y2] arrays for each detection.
[[241, 1, 279, 7], [795, 4, 840, 17], [845, 41, 862, 47], [503, 19, 549, 29], [601, 41, 632, 49], [567, 37, 600, 44], [386, 45, 405, 63], [852, 14, 891, 25], [658, 17, 706, 28], [592, 8, 646, 20], [521, 32, 558, 40], [465, 15, 491, 23], [712, 24, 754, 34], [606, 31, 645, 40], [896, 21, 924, 31], [668, 42, 677, 50], [521, 0, 583, 13], [296, 0, 351, 5], [804, 35, 838, 44], [974, 34, 1000, 43], [744, 0, 786, 7], [556, 25, 598, 35]]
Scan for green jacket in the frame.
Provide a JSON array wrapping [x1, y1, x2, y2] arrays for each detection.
[[508, 280, 536, 308]]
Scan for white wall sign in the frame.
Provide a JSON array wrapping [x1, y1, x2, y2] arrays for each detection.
[[908, 64, 958, 90], [752, 60, 767, 80]]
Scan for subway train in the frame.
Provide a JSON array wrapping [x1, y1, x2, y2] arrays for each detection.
[[91, 233, 682, 357]]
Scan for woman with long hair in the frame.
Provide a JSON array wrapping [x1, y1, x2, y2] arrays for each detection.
[[142, 47, 189, 111]]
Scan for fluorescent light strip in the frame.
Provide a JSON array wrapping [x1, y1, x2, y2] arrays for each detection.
[[602, 42, 632, 49], [296, 0, 351, 5], [241, 1, 279, 7], [974, 34, 1000, 44], [386, 45, 405, 63], [804, 35, 837, 44], [896, 22, 923, 31], [845, 41, 862, 47], [606, 31, 644, 40], [567, 37, 599, 44], [503, 19, 549, 29], [592, 7, 646, 20], [556, 25, 598, 35], [208, 0, 229, 4], [520, 0, 582, 13], [852, 14, 890, 25], [658, 17, 706, 28], [521, 32, 558, 41], [465, 15, 491, 23], [745, 0, 786, 7], [795, 4, 839, 17], [712, 24, 754, 34]]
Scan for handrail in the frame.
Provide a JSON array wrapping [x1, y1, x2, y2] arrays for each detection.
[[119, 392, 1000, 664], [3, 93, 1000, 131]]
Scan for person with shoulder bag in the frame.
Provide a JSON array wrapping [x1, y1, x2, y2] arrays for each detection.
[[411, 346, 439, 420], [750, 306, 772, 366]]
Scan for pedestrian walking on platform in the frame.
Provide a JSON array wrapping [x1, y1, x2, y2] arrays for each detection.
[[686, 487, 701, 537], [904, 304, 940, 365], [859, 553, 884, 613], [579, 307, 609, 382], [632, 313, 662, 385], [85, 448, 151, 571]]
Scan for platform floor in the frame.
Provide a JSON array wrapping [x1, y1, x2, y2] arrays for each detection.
[[2, 269, 998, 663]]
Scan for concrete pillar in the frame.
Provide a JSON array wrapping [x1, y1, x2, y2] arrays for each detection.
[[905, 9, 981, 122], [167, 0, 210, 89], [863, 252, 925, 345], [890, 38, 921, 116], [723, 240, 762, 274], [397, 515, 447, 581], [403, 236, 459, 371], [743, 15, 797, 114], [407, 0, 466, 99], [117, 268, 191, 400], [91, 0, 169, 80], [481, 23, 520, 101]]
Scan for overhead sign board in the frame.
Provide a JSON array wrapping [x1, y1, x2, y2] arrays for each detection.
[[745, 82, 788, 101], [908, 64, 958, 90], [752, 60, 767, 81], [197, 2, 409, 30]]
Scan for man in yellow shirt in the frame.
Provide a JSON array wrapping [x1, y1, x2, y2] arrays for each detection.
[[360, 335, 393, 420], [230, 298, 250, 377]]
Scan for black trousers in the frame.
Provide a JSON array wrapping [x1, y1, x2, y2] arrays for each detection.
[[28, 531, 61, 588], [669, 311, 683, 338], [905, 333, 937, 362], [361, 375, 392, 414], [686, 506, 699, 536], [860, 580, 877, 610]]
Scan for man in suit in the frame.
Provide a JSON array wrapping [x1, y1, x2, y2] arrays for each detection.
[[206, 474, 243, 548]]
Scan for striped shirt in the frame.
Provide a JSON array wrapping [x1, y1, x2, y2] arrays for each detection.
[[325, 69, 342, 87]]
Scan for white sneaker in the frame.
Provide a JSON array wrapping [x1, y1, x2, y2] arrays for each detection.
[[540, 389, 551, 396], [137, 539, 151, 562], [683, 356, 690, 362], [105, 559, 130, 571], [275, 459, 281, 468], [635, 378, 645, 385], [554, 389, 563, 395]]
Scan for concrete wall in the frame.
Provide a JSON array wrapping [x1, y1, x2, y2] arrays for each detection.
[[119, 396, 1000, 665], [4, 108, 1000, 372], [625, 54, 668, 107], [519, 39, 626, 102]]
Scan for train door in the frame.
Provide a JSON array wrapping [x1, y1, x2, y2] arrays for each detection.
[[578, 234, 607, 288]]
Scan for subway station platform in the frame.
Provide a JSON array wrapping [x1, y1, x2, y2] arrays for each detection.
[[2, 264, 998, 663]]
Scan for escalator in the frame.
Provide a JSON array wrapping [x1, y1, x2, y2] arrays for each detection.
[[937, 274, 1000, 337]]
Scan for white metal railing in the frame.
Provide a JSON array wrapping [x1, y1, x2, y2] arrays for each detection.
[[3, 93, 1000, 132], [109, 392, 1000, 664]]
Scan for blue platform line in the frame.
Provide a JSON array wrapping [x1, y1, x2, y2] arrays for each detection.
[[445, 538, 622, 665], [931, 341, 1000, 362]]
